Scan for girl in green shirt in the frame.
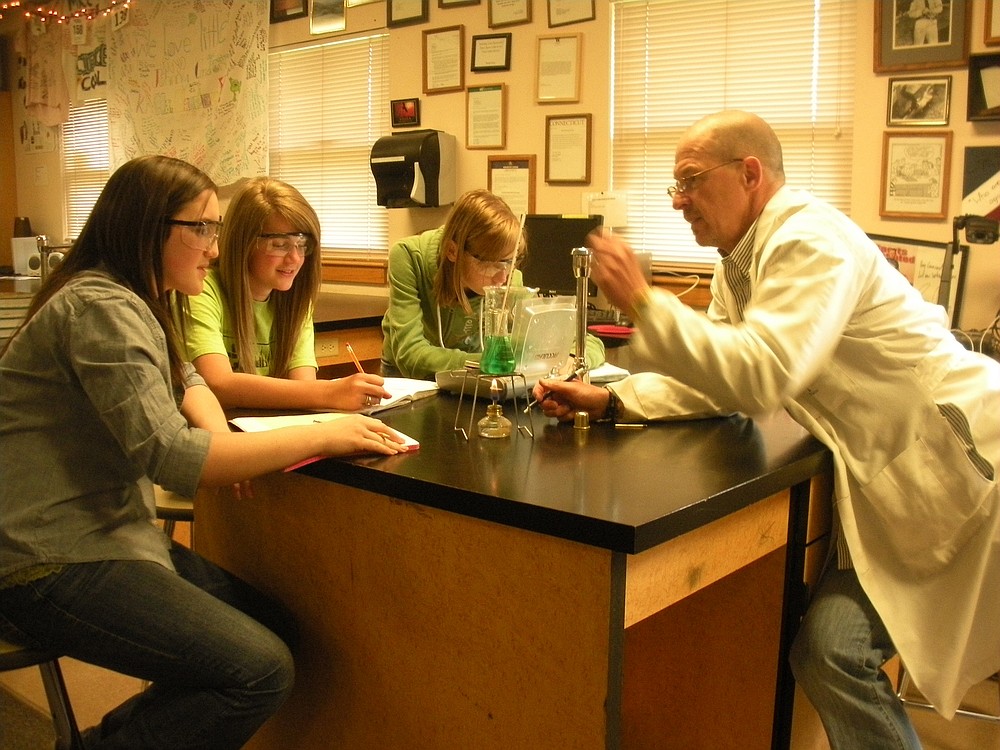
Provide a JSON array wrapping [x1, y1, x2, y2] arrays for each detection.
[[185, 177, 389, 410], [381, 189, 604, 379]]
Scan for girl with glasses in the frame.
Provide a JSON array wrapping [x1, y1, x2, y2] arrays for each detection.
[[0, 156, 405, 750], [183, 176, 389, 410], [381, 189, 605, 379]]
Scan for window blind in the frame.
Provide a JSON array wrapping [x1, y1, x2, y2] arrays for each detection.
[[611, 0, 856, 265], [62, 98, 110, 241], [268, 34, 390, 257]]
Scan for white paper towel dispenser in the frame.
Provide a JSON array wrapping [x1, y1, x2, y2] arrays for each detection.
[[370, 130, 456, 208]]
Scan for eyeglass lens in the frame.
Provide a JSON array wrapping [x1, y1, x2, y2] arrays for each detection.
[[667, 158, 743, 197], [166, 220, 221, 249], [469, 252, 513, 273], [259, 233, 314, 256]]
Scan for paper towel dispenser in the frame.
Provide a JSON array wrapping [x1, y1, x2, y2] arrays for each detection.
[[370, 130, 457, 208]]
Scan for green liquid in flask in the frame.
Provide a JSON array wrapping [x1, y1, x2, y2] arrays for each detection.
[[481, 335, 515, 375]]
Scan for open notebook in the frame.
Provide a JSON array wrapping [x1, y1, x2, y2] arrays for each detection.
[[362, 377, 439, 414], [229, 412, 419, 471]]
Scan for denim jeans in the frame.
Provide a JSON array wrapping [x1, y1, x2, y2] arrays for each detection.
[[790, 564, 922, 749], [0, 543, 295, 750]]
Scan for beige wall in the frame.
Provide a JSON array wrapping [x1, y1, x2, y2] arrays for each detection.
[[3, 1, 999, 327]]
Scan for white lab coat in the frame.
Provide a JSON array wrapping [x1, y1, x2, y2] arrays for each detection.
[[612, 187, 1000, 718]]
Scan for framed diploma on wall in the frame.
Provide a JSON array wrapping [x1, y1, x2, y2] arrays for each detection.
[[487, 155, 536, 216], [422, 25, 465, 94], [545, 114, 591, 184]]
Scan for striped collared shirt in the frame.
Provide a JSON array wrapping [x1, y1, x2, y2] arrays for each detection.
[[720, 220, 757, 322]]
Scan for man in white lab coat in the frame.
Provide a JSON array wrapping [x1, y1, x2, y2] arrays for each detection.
[[534, 110, 1000, 749]]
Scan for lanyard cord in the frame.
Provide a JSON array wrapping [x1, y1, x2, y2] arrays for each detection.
[[435, 301, 484, 350]]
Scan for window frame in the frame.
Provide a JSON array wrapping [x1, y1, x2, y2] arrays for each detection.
[[268, 33, 390, 260], [610, 0, 857, 266]]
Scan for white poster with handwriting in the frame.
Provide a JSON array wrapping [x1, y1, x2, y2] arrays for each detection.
[[107, 0, 267, 185]]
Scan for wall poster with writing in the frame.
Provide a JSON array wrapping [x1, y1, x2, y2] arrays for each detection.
[[868, 233, 967, 326], [961, 146, 1000, 221], [106, 0, 268, 185]]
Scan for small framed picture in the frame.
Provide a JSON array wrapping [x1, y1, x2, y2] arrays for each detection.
[[391, 98, 421, 128], [439, 0, 480, 6], [270, 0, 308, 24], [886, 75, 951, 126], [388, 0, 429, 28], [547, 0, 595, 28], [487, 155, 536, 216], [422, 25, 465, 94], [466, 85, 506, 149], [873, 0, 970, 73], [988, 0, 1000, 46], [536, 34, 581, 103], [879, 130, 952, 219], [489, 0, 531, 29], [968, 53, 1000, 121], [471, 33, 512, 72], [545, 113, 592, 184]]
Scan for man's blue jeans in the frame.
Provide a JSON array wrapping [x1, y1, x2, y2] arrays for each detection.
[[790, 564, 922, 749], [0, 543, 295, 749]]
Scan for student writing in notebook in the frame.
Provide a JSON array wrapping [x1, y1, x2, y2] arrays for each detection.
[[380, 189, 605, 379], [184, 176, 390, 410], [0, 156, 405, 749]]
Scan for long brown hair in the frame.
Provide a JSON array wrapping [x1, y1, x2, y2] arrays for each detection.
[[3, 155, 217, 387], [216, 177, 322, 377], [433, 189, 523, 313]]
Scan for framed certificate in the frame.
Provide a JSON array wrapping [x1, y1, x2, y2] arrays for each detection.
[[536, 34, 581, 103], [545, 113, 591, 184], [488, 155, 536, 216], [422, 25, 465, 94], [489, 0, 531, 29], [467, 85, 506, 149]]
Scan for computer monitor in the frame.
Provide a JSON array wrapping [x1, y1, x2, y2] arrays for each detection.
[[520, 214, 603, 297]]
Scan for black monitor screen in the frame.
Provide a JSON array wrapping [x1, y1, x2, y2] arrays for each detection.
[[519, 214, 603, 297]]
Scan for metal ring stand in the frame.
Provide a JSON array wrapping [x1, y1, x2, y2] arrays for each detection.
[[452, 362, 533, 440]]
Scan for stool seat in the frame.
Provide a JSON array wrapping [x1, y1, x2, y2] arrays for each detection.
[[0, 637, 84, 749], [153, 486, 195, 542]]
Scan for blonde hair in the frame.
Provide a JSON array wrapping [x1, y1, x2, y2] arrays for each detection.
[[216, 177, 322, 377], [433, 189, 522, 313]]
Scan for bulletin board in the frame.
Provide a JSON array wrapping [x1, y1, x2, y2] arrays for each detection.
[[868, 233, 968, 326], [106, 0, 268, 184]]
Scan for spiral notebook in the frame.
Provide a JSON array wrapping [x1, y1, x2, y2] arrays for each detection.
[[229, 412, 419, 471]]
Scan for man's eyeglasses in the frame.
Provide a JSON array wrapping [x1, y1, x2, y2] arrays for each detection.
[[165, 219, 222, 250], [468, 252, 514, 274], [666, 158, 745, 198], [258, 233, 315, 257]]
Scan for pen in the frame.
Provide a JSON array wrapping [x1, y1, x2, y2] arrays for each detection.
[[523, 366, 587, 413]]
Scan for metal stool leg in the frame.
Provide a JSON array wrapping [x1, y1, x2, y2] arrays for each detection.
[[897, 662, 1000, 723], [37, 659, 85, 750]]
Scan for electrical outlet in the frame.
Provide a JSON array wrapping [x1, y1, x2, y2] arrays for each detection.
[[315, 338, 340, 359]]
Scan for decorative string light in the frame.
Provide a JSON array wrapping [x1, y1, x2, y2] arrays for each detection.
[[0, 1, 135, 22]]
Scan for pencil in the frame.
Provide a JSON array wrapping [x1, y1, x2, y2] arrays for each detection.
[[346, 343, 365, 374]]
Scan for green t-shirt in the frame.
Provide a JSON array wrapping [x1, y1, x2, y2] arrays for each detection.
[[184, 269, 317, 375], [380, 227, 605, 380]]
